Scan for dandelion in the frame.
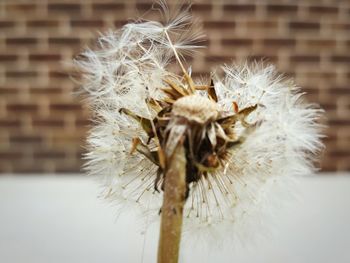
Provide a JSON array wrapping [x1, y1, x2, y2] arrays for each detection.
[[75, 2, 323, 262]]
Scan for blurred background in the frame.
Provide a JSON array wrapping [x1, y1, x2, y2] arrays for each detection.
[[0, 0, 349, 173], [1, 1, 350, 263]]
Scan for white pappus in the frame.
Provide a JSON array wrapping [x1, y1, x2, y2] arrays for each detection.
[[75, 2, 324, 246]]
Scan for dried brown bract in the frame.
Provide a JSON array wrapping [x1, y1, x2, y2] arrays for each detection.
[[121, 74, 259, 201]]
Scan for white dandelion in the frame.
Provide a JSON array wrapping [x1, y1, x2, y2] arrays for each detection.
[[75, 1, 324, 261]]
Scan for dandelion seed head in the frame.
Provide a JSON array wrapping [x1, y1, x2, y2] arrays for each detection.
[[75, 2, 324, 245]]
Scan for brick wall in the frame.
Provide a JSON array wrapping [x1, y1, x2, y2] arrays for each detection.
[[0, 0, 349, 173]]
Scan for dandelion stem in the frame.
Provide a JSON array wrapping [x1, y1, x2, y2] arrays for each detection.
[[157, 142, 187, 263]]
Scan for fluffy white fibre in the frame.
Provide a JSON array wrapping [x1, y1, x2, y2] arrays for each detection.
[[76, 5, 323, 245]]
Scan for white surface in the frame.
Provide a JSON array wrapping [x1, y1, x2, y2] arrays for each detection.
[[0, 174, 350, 263]]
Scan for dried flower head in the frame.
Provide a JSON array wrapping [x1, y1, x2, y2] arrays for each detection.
[[75, 2, 323, 243]]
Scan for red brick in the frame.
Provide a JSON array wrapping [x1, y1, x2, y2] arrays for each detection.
[[204, 21, 235, 29], [266, 4, 298, 14], [291, 55, 321, 64], [27, 20, 59, 28], [135, 3, 154, 11], [192, 4, 212, 15], [49, 71, 70, 79], [32, 119, 65, 128], [222, 38, 253, 47], [92, 3, 125, 11], [70, 20, 105, 28], [29, 54, 61, 62], [0, 21, 15, 28], [320, 102, 337, 111], [5, 3, 37, 13], [331, 86, 350, 95], [6, 38, 38, 46], [289, 22, 320, 31], [50, 103, 82, 112], [7, 103, 38, 112], [309, 6, 338, 15], [264, 38, 296, 47], [6, 71, 38, 79], [0, 54, 18, 62], [328, 119, 350, 126], [0, 151, 23, 160], [29, 87, 63, 95], [10, 135, 42, 144], [0, 119, 21, 128], [48, 37, 80, 46], [246, 20, 278, 30], [330, 23, 350, 32], [304, 39, 336, 49], [48, 4, 81, 14], [328, 150, 350, 158], [223, 4, 256, 14], [302, 88, 318, 96], [331, 56, 350, 64], [0, 87, 18, 95]]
